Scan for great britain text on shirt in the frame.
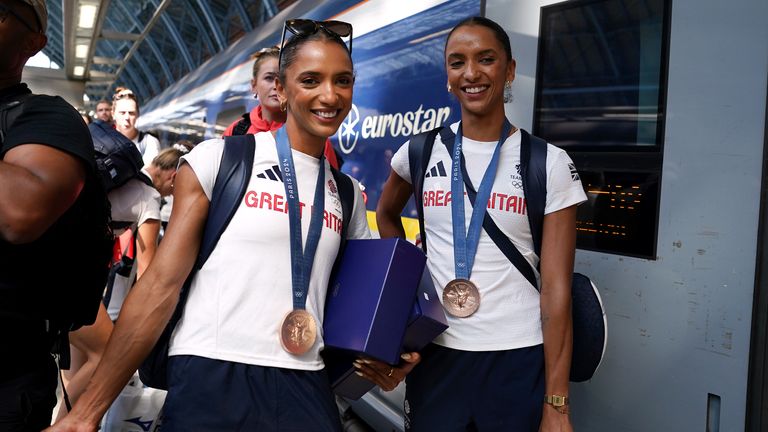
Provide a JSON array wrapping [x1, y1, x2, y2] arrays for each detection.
[[421, 189, 527, 215]]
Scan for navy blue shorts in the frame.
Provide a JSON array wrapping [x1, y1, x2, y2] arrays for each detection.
[[162, 355, 342, 432], [404, 344, 544, 432]]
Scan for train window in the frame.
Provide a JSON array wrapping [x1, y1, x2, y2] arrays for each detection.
[[533, 0, 671, 258]]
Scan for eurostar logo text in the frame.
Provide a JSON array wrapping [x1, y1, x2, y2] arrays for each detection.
[[336, 104, 452, 154]]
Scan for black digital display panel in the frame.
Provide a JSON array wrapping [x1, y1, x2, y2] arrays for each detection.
[[533, 0, 670, 258], [575, 169, 659, 258], [534, 0, 669, 151]]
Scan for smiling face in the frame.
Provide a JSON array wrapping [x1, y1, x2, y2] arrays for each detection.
[[445, 24, 515, 120], [250, 56, 282, 118], [277, 39, 354, 148]]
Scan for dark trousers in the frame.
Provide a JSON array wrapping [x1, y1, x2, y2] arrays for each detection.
[[405, 344, 545, 432], [163, 355, 342, 432], [0, 356, 58, 432]]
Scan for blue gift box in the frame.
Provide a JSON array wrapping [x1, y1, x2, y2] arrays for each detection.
[[324, 257, 448, 400], [323, 238, 425, 364], [401, 266, 448, 352]]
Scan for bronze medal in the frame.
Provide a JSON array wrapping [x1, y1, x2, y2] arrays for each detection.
[[442, 279, 480, 318], [280, 309, 317, 355]]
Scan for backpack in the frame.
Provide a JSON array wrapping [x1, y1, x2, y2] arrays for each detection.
[[139, 134, 355, 389], [408, 126, 607, 382], [89, 121, 152, 192], [0, 92, 114, 366]]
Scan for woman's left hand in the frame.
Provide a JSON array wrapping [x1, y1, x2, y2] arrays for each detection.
[[539, 404, 573, 432], [353, 352, 421, 391]]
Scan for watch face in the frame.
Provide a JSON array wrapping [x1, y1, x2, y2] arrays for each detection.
[[546, 395, 569, 406]]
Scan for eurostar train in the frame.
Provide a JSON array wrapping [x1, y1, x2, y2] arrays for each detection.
[[136, 0, 768, 430]]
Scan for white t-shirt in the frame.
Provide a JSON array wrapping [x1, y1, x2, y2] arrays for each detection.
[[106, 178, 162, 320], [391, 121, 587, 351], [170, 132, 371, 370], [133, 132, 161, 167]]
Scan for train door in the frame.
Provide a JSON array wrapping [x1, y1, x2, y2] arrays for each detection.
[[488, 0, 768, 430], [747, 88, 768, 432]]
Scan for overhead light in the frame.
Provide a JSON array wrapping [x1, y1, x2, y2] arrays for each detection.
[[74, 66, 85, 76], [75, 44, 89, 59], [78, 4, 98, 29]]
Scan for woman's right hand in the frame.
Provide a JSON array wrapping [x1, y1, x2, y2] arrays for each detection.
[[353, 352, 421, 391]]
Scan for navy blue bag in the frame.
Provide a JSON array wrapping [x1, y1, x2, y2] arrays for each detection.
[[408, 126, 606, 382], [89, 121, 152, 191]]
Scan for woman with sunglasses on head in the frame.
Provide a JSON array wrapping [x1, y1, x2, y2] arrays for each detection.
[[49, 19, 417, 432], [376, 17, 586, 432], [223, 45, 342, 169]]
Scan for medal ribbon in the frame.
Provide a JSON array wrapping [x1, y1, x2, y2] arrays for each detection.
[[275, 128, 326, 310], [450, 119, 512, 280]]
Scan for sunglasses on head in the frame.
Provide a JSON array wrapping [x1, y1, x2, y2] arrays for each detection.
[[113, 90, 136, 101], [278, 19, 353, 66]]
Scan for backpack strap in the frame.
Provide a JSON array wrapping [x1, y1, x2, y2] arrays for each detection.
[[520, 129, 548, 258], [0, 93, 32, 145], [232, 113, 252, 136], [136, 171, 154, 188], [408, 127, 443, 253], [329, 166, 354, 280], [197, 134, 256, 267], [175, 134, 255, 327]]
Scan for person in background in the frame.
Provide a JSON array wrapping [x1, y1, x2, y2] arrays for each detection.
[[144, 147, 185, 198], [223, 45, 341, 169], [93, 99, 112, 125], [112, 88, 161, 167], [376, 16, 586, 432], [56, 149, 183, 419], [149, 146, 188, 228], [57, 148, 184, 419]]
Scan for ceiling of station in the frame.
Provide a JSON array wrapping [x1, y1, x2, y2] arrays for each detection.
[[42, 0, 297, 108]]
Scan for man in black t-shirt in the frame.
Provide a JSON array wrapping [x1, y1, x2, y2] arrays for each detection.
[[0, 1, 111, 429]]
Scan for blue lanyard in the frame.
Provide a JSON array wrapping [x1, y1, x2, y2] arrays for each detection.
[[275, 128, 326, 310], [450, 120, 512, 279]]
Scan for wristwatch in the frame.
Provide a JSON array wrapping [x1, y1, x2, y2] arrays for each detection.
[[544, 395, 569, 414]]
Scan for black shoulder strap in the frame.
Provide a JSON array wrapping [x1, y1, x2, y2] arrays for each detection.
[[520, 129, 548, 257], [408, 127, 444, 253], [232, 113, 251, 136], [196, 134, 256, 268], [0, 93, 32, 145], [170, 134, 255, 326], [138, 130, 146, 143], [440, 130, 539, 289], [329, 166, 354, 279], [136, 171, 154, 187]]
